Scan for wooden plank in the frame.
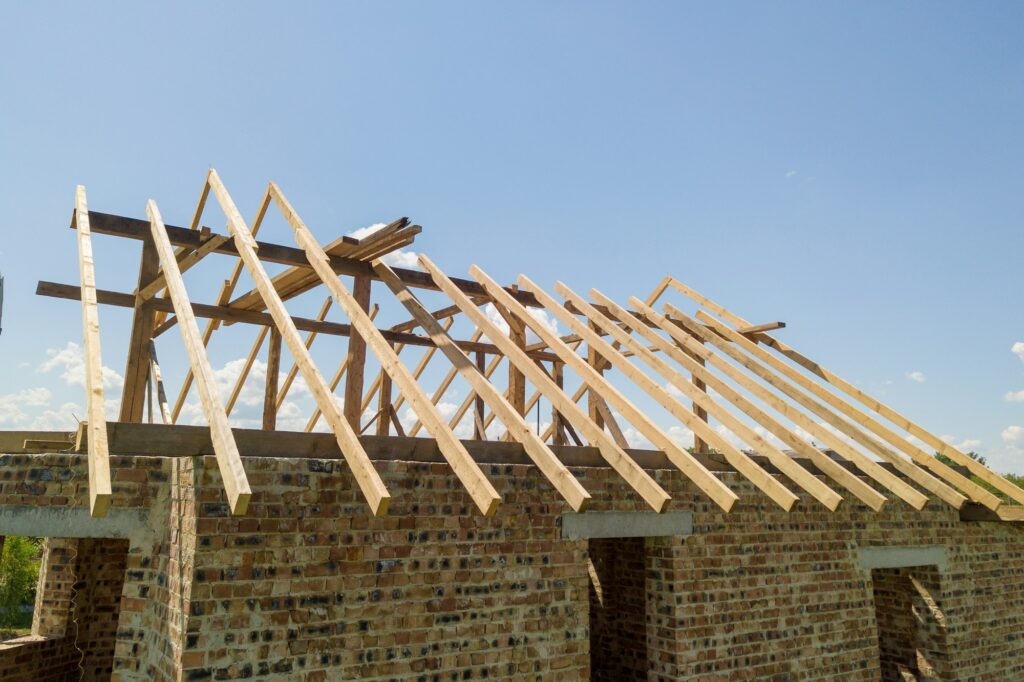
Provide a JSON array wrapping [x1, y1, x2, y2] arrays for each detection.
[[541, 280, 800, 512], [474, 352, 487, 439], [737, 321, 786, 335], [376, 345, 394, 437], [207, 171, 391, 516], [447, 352, 503, 433], [118, 233, 159, 423], [694, 309, 995, 509], [391, 317, 454, 415], [627, 298, 887, 510], [263, 329, 282, 431], [551, 362, 567, 447], [581, 289, 845, 510], [306, 306, 380, 433], [268, 182, 501, 516], [277, 296, 333, 409], [343, 275, 372, 430], [419, 254, 671, 512], [225, 327, 269, 416], [36, 281, 560, 362], [669, 280, 1024, 508], [508, 314, 527, 415], [74, 186, 112, 517], [148, 341, 173, 425], [374, 261, 591, 511], [78, 210, 546, 307], [136, 233, 230, 302], [147, 199, 251, 515], [666, 304, 961, 510], [474, 267, 746, 511], [408, 330, 484, 437]]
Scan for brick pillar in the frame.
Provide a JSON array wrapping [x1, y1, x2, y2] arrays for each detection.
[[31, 537, 79, 638]]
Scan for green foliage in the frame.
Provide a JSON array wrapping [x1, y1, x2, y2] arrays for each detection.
[[0, 537, 42, 628], [933, 451, 1024, 504]]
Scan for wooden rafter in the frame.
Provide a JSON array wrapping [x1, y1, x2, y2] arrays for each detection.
[[374, 260, 592, 512], [572, 287, 843, 510], [666, 304, 964, 509], [513, 275, 796, 511], [420, 255, 671, 513], [204, 170, 391, 516], [74, 186, 112, 517], [147, 199, 252, 515], [268, 182, 501, 516]]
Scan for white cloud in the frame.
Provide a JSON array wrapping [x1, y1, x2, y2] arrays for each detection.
[[0, 388, 52, 426], [1013, 342, 1024, 364], [785, 170, 797, 178], [940, 434, 982, 451], [347, 222, 420, 270], [1001, 426, 1024, 445], [1005, 390, 1024, 403], [39, 341, 123, 390], [483, 303, 559, 344], [905, 371, 926, 384]]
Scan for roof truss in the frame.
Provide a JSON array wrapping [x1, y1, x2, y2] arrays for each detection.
[[41, 169, 1023, 519]]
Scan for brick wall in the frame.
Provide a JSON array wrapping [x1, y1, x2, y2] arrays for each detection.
[[1, 449, 1024, 681]]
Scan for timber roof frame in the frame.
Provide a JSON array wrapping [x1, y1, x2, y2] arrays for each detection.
[[37, 169, 1024, 521]]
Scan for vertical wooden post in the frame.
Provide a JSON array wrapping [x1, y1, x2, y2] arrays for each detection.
[[263, 329, 282, 431], [376, 345, 393, 437], [685, 342, 710, 453], [474, 351, 487, 439], [343, 275, 372, 430], [586, 322, 605, 443], [552, 361, 567, 446], [508, 316, 527, 416], [120, 235, 160, 422]]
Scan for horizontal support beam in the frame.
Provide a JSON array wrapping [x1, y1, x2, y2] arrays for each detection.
[[75, 210, 544, 308], [54, 422, 896, 479], [36, 281, 562, 362], [561, 511, 693, 539]]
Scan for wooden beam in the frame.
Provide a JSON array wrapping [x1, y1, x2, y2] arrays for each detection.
[[420, 255, 671, 513], [74, 186, 112, 517], [306, 305, 380, 433], [147, 199, 251, 515], [446, 351, 503, 434], [269, 181, 501, 516], [36, 280, 561, 362], [473, 352, 487, 440], [76, 210, 546, 307], [478, 268, 749, 510], [584, 289, 845, 510], [136, 233, 230, 302], [118, 233, 159, 423], [538, 280, 799, 511], [408, 330, 483, 437], [207, 171, 391, 516], [668, 279, 1024, 508], [343, 275, 372, 430], [225, 327, 269, 416], [263, 329, 282, 431], [737, 321, 786, 335], [666, 304, 961, 510], [626, 298, 887, 510], [277, 296, 333, 410], [696, 309, 995, 509], [376, 344, 394, 437], [148, 340, 173, 425], [374, 260, 592, 511]]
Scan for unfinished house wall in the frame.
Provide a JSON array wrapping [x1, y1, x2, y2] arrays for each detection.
[[1, 450, 1023, 681]]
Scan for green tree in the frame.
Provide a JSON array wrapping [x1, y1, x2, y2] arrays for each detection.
[[0, 537, 42, 628], [933, 451, 1024, 503]]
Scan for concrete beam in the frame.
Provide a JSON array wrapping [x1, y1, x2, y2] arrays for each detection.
[[858, 545, 948, 571], [0, 505, 155, 544], [560, 511, 693, 539]]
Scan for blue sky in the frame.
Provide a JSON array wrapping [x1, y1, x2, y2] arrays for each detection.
[[1, 2, 1022, 472]]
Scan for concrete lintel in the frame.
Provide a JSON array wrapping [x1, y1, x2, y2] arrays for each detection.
[[561, 511, 693, 540], [0, 505, 154, 543], [859, 545, 948, 571]]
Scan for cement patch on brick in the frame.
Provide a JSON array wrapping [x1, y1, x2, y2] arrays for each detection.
[[858, 545, 948, 571], [561, 511, 693, 539]]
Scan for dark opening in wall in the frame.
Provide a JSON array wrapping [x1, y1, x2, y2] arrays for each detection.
[[0, 537, 131, 681], [871, 565, 948, 681], [587, 537, 647, 681]]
